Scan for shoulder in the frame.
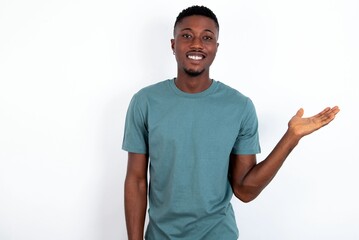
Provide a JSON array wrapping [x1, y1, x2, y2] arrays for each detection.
[[215, 81, 253, 105], [135, 79, 171, 98], [128, 79, 172, 111]]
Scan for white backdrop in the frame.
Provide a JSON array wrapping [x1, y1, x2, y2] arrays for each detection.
[[0, 0, 358, 239]]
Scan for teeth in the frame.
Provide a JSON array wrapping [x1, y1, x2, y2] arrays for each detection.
[[188, 55, 203, 60]]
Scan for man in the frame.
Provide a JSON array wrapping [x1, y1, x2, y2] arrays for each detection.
[[122, 5, 339, 240]]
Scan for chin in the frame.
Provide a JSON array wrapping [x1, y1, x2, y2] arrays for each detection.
[[184, 68, 205, 77]]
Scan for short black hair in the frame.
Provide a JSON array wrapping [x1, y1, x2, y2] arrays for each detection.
[[174, 5, 219, 30]]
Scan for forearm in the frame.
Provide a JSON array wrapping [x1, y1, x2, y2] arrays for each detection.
[[124, 177, 148, 240], [232, 106, 339, 202], [234, 130, 301, 202]]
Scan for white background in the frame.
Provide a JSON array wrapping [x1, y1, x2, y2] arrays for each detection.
[[0, 0, 358, 239]]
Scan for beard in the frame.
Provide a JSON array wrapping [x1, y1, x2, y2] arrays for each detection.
[[184, 67, 205, 77]]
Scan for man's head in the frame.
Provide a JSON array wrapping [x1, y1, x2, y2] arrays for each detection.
[[171, 6, 219, 78], [174, 5, 219, 35]]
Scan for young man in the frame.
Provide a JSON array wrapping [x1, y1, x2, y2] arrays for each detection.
[[122, 5, 339, 240]]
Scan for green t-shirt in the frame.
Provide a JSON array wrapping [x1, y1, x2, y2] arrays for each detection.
[[122, 79, 261, 240]]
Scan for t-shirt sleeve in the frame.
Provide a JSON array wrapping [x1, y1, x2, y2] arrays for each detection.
[[231, 98, 261, 155], [122, 93, 149, 154]]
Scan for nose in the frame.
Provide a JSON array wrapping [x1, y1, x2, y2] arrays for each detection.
[[190, 37, 203, 50]]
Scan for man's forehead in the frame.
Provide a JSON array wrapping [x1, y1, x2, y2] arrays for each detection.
[[175, 15, 219, 33]]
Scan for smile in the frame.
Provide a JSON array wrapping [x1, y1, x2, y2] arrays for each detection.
[[186, 51, 206, 61], [188, 55, 203, 60]]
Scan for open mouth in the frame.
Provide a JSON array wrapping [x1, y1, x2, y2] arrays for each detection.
[[186, 52, 205, 61]]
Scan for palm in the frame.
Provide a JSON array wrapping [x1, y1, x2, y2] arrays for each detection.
[[288, 107, 340, 137]]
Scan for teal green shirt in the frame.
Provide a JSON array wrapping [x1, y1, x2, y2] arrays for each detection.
[[122, 79, 261, 240]]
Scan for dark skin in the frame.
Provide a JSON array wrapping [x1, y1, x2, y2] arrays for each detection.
[[124, 15, 340, 239], [170, 15, 219, 93]]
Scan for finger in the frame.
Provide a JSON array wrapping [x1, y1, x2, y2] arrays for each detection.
[[320, 107, 340, 125], [296, 108, 304, 118], [315, 107, 331, 118], [330, 106, 340, 115], [313, 107, 338, 122], [321, 106, 340, 120]]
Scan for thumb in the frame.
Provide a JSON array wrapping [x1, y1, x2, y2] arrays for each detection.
[[296, 108, 304, 118]]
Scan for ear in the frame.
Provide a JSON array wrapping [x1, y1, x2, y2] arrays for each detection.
[[214, 42, 219, 54], [170, 39, 175, 51]]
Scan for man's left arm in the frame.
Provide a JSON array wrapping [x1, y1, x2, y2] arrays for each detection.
[[230, 106, 340, 202]]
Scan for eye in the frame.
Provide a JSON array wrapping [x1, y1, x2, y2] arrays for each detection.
[[182, 33, 192, 39], [203, 36, 213, 41]]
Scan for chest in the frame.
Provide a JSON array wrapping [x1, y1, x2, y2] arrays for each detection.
[[147, 100, 242, 155]]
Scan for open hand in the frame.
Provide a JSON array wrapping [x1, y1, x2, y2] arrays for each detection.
[[288, 106, 340, 138]]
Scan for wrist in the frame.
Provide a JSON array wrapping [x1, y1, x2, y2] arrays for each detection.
[[284, 128, 301, 146]]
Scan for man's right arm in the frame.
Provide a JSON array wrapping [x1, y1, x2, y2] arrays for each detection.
[[124, 152, 149, 240]]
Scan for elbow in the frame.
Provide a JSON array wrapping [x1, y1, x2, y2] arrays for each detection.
[[124, 176, 148, 196], [233, 185, 260, 203], [234, 192, 256, 203]]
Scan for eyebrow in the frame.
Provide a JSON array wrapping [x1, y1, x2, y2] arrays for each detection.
[[180, 27, 215, 34]]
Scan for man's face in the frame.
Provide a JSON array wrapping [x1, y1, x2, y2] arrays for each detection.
[[171, 15, 219, 77]]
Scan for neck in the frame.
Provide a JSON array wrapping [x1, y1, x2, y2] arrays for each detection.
[[175, 72, 212, 93]]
